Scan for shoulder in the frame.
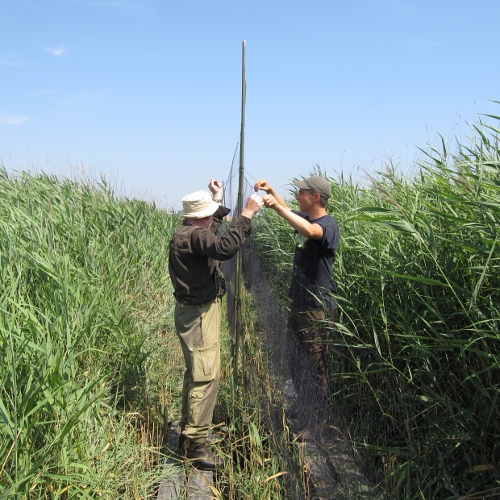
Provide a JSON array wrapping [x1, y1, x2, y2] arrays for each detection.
[[177, 223, 201, 235], [174, 224, 207, 243], [291, 209, 309, 220], [311, 214, 339, 244], [314, 214, 337, 228]]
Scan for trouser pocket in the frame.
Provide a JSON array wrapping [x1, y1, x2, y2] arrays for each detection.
[[190, 341, 219, 382]]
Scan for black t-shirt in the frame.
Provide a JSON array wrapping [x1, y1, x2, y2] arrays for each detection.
[[289, 210, 340, 311]]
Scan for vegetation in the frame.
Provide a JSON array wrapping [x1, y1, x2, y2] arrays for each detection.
[[0, 168, 291, 498], [212, 299, 293, 499], [250, 111, 500, 498], [2, 106, 499, 499], [0, 169, 180, 497]]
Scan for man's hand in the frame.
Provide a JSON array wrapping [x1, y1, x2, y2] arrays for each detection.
[[241, 193, 264, 218], [254, 180, 289, 210], [254, 179, 272, 193], [262, 194, 278, 209], [209, 179, 223, 200]]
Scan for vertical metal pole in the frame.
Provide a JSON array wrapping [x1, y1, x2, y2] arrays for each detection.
[[238, 40, 246, 215], [232, 40, 246, 389]]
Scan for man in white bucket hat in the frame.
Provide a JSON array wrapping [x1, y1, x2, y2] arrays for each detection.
[[169, 178, 263, 470]]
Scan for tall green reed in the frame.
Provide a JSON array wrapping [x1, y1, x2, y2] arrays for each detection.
[[0, 168, 178, 497], [250, 111, 500, 498]]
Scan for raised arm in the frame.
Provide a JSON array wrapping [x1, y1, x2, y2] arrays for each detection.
[[191, 194, 264, 260], [241, 193, 264, 219], [254, 179, 290, 210], [208, 179, 224, 201], [262, 194, 324, 240]]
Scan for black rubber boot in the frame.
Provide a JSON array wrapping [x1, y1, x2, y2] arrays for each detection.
[[177, 433, 187, 455], [185, 440, 223, 471]]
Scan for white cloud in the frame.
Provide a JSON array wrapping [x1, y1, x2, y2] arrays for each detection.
[[0, 115, 30, 125], [44, 45, 67, 56]]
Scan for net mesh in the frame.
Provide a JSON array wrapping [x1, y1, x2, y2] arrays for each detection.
[[221, 152, 376, 498], [215, 115, 500, 499]]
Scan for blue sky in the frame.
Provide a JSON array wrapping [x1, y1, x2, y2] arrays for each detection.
[[1, 0, 499, 209]]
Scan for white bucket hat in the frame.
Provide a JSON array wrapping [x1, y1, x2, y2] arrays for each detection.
[[178, 190, 220, 219]]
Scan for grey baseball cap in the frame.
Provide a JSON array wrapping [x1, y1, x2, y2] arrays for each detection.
[[293, 175, 332, 200]]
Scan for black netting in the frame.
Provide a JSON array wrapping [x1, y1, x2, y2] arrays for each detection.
[[221, 152, 378, 498]]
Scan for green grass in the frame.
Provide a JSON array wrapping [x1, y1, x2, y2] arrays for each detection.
[[0, 169, 179, 498], [250, 111, 500, 498], [0, 167, 294, 498], [3, 106, 499, 499], [213, 291, 298, 499]]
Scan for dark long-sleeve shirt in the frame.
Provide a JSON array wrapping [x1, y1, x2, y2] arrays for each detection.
[[169, 206, 252, 305]]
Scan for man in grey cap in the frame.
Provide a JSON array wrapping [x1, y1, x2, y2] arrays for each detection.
[[254, 175, 340, 401], [169, 179, 263, 470]]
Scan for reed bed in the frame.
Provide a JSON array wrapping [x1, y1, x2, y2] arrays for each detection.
[[183, 290, 293, 499], [250, 112, 500, 498], [3, 107, 499, 499], [0, 167, 297, 498], [0, 169, 180, 498]]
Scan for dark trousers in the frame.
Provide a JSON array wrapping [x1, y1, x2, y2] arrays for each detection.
[[288, 308, 338, 396]]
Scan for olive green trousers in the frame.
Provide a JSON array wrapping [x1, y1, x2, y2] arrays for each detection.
[[175, 297, 221, 443]]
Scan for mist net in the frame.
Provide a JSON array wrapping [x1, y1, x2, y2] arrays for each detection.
[[220, 155, 378, 499]]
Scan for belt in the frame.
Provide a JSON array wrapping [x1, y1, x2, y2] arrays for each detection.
[[176, 296, 220, 308]]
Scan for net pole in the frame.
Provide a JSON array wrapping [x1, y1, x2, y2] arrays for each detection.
[[232, 40, 246, 389], [238, 40, 246, 216]]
